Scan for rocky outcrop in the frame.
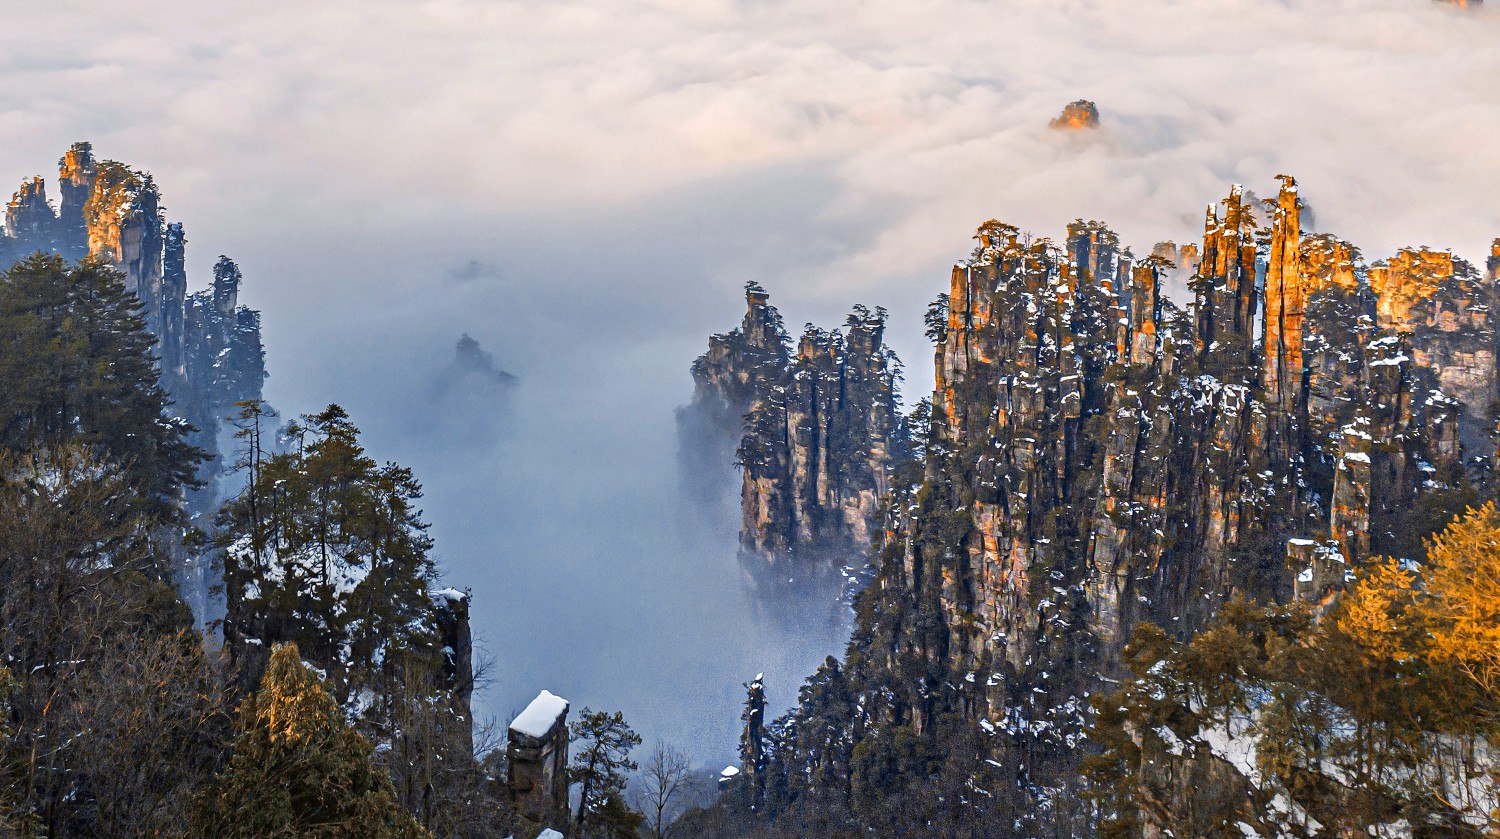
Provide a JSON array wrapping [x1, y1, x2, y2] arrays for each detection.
[[683, 284, 908, 599], [84, 160, 165, 333], [1050, 100, 1100, 130], [1368, 248, 1498, 452], [737, 176, 1500, 835], [433, 588, 476, 755], [678, 283, 792, 514], [1149, 240, 1200, 286], [905, 175, 1494, 688], [3, 177, 59, 256], [508, 691, 571, 833]]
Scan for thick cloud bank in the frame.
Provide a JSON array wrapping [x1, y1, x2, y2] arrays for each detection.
[[3, 0, 1497, 763]]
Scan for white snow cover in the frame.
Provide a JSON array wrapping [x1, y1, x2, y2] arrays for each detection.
[[537, 830, 565, 839], [720, 765, 741, 778], [511, 690, 569, 739]]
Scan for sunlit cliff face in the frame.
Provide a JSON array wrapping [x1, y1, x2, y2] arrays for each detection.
[[1368, 248, 1466, 327]]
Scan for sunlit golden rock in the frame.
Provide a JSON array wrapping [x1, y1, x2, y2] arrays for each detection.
[[57, 141, 96, 257], [1262, 176, 1305, 473], [1049, 99, 1100, 130], [4, 176, 53, 244], [1367, 247, 1460, 327], [1300, 233, 1361, 295]]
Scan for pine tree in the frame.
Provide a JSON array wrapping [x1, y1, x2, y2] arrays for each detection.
[[569, 708, 642, 838], [217, 403, 438, 703], [0, 253, 205, 522], [1335, 557, 1422, 664], [190, 643, 429, 838], [216, 405, 504, 833]]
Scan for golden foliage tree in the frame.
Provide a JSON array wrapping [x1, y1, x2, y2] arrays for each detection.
[[1420, 501, 1500, 699], [191, 643, 429, 839], [1336, 557, 1421, 664]]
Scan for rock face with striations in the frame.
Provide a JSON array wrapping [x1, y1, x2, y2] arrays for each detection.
[[682, 283, 909, 602], [1368, 247, 1497, 451], [727, 177, 1500, 835]]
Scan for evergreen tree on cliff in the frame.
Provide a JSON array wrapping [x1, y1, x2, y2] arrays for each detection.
[[570, 709, 644, 838], [191, 643, 429, 839], [217, 403, 439, 699], [0, 253, 204, 522], [216, 403, 496, 832], [0, 251, 229, 836]]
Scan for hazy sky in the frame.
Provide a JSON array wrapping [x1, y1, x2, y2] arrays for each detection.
[[3, 0, 1498, 764]]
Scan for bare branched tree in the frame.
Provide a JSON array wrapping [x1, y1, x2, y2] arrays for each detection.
[[634, 741, 697, 839]]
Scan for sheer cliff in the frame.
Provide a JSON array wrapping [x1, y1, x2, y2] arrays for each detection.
[[695, 178, 1500, 837], [682, 284, 909, 604]]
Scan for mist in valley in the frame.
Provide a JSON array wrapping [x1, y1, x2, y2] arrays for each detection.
[[259, 190, 878, 766]]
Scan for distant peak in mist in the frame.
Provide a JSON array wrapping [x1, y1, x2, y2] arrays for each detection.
[[448, 261, 504, 284], [451, 333, 517, 388]]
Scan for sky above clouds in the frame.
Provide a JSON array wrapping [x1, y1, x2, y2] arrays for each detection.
[[3, 0, 1498, 762]]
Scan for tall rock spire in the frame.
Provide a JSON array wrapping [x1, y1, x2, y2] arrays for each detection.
[[212, 255, 242, 317], [161, 222, 188, 376], [1367, 247, 1498, 450], [1192, 203, 1218, 352], [1262, 176, 1306, 475], [1192, 186, 1260, 359], [57, 141, 97, 259], [4, 177, 56, 249], [83, 161, 164, 335]]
